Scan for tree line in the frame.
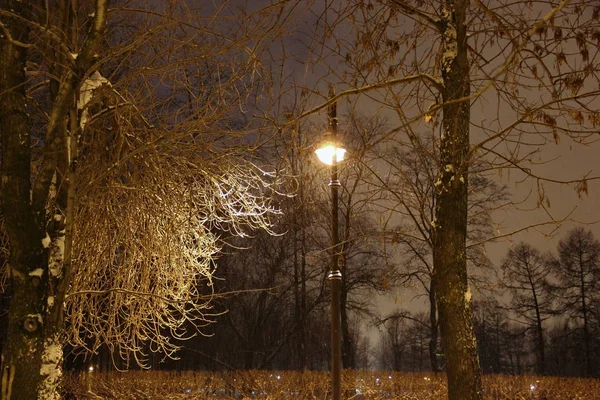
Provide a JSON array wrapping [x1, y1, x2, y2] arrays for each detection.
[[380, 227, 600, 378]]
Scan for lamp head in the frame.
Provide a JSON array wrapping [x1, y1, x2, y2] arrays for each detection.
[[315, 132, 346, 166]]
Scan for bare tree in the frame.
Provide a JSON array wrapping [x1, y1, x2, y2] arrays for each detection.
[[278, 0, 600, 397], [0, 1, 109, 397], [375, 134, 507, 372], [500, 243, 554, 374], [378, 316, 408, 371], [550, 227, 600, 377], [211, 114, 395, 371], [217, 232, 296, 369], [284, 123, 330, 370], [0, 1, 287, 397], [473, 298, 505, 374], [334, 114, 397, 369], [378, 311, 432, 371]]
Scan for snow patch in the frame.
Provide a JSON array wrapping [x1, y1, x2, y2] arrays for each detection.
[[47, 296, 55, 307], [78, 71, 108, 110], [27, 313, 43, 324], [42, 233, 51, 248], [39, 336, 63, 400], [442, 35, 457, 71], [441, 6, 458, 72], [49, 234, 65, 278], [29, 268, 43, 278], [78, 71, 110, 129], [465, 284, 472, 303]]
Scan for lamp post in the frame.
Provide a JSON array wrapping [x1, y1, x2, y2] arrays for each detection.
[[315, 95, 345, 400]]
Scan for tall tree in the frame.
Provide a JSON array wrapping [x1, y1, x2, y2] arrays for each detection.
[[380, 312, 434, 371], [336, 114, 393, 369], [0, 1, 285, 397], [550, 227, 600, 377], [473, 298, 505, 374], [429, 1, 483, 396], [500, 242, 554, 375], [285, 0, 600, 396], [284, 123, 330, 371], [212, 115, 395, 371], [0, 1, 108, 397], [375, 134, 507, 372]]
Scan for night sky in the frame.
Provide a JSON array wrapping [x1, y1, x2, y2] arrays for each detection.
[[220, 1, 600, 313]]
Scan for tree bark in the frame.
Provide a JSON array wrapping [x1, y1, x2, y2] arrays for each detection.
[[428, 277, 440, 372], [433, 1, 483, 399], [0, 3, 47, 399], [1, 1, 108, 398]]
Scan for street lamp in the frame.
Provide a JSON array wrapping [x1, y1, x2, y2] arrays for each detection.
[[315, 95, 345, 400]]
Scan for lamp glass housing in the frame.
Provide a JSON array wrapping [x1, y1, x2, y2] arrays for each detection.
[[315, 143, 346, 166]]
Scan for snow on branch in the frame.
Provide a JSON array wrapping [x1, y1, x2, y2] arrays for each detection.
[[78, 71, 110, 129]]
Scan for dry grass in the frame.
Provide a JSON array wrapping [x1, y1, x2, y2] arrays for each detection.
[[62, 370, 600, 399]]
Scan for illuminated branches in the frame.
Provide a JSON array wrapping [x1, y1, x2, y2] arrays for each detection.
[[68, 148, 280, 365], [1, 0, 287, 381], [60, 3, 285, 364]]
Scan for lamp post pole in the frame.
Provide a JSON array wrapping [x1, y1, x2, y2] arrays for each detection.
[[327, 98, 342, 400]]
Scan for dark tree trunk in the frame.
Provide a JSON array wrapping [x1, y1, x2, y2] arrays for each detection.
[[292, 209, 303, 369], [244, 349, 254, 370], [340, 276, 354, 368], [579, 254, 592, 377], [428, 276, 440, 372], [299, 224, 308, 370], [0, 3, 47, 398], [433, 1, 483, 399], [532, 289, 546, 375], [1, 1, 108, 397], [291, 143, 308, 370]]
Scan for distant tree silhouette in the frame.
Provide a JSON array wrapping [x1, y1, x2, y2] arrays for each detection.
[[550, 228, 600, 377], [501, 242, 555, 374]]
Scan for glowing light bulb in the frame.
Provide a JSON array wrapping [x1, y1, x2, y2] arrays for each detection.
[[315, 145, 346, 165]]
